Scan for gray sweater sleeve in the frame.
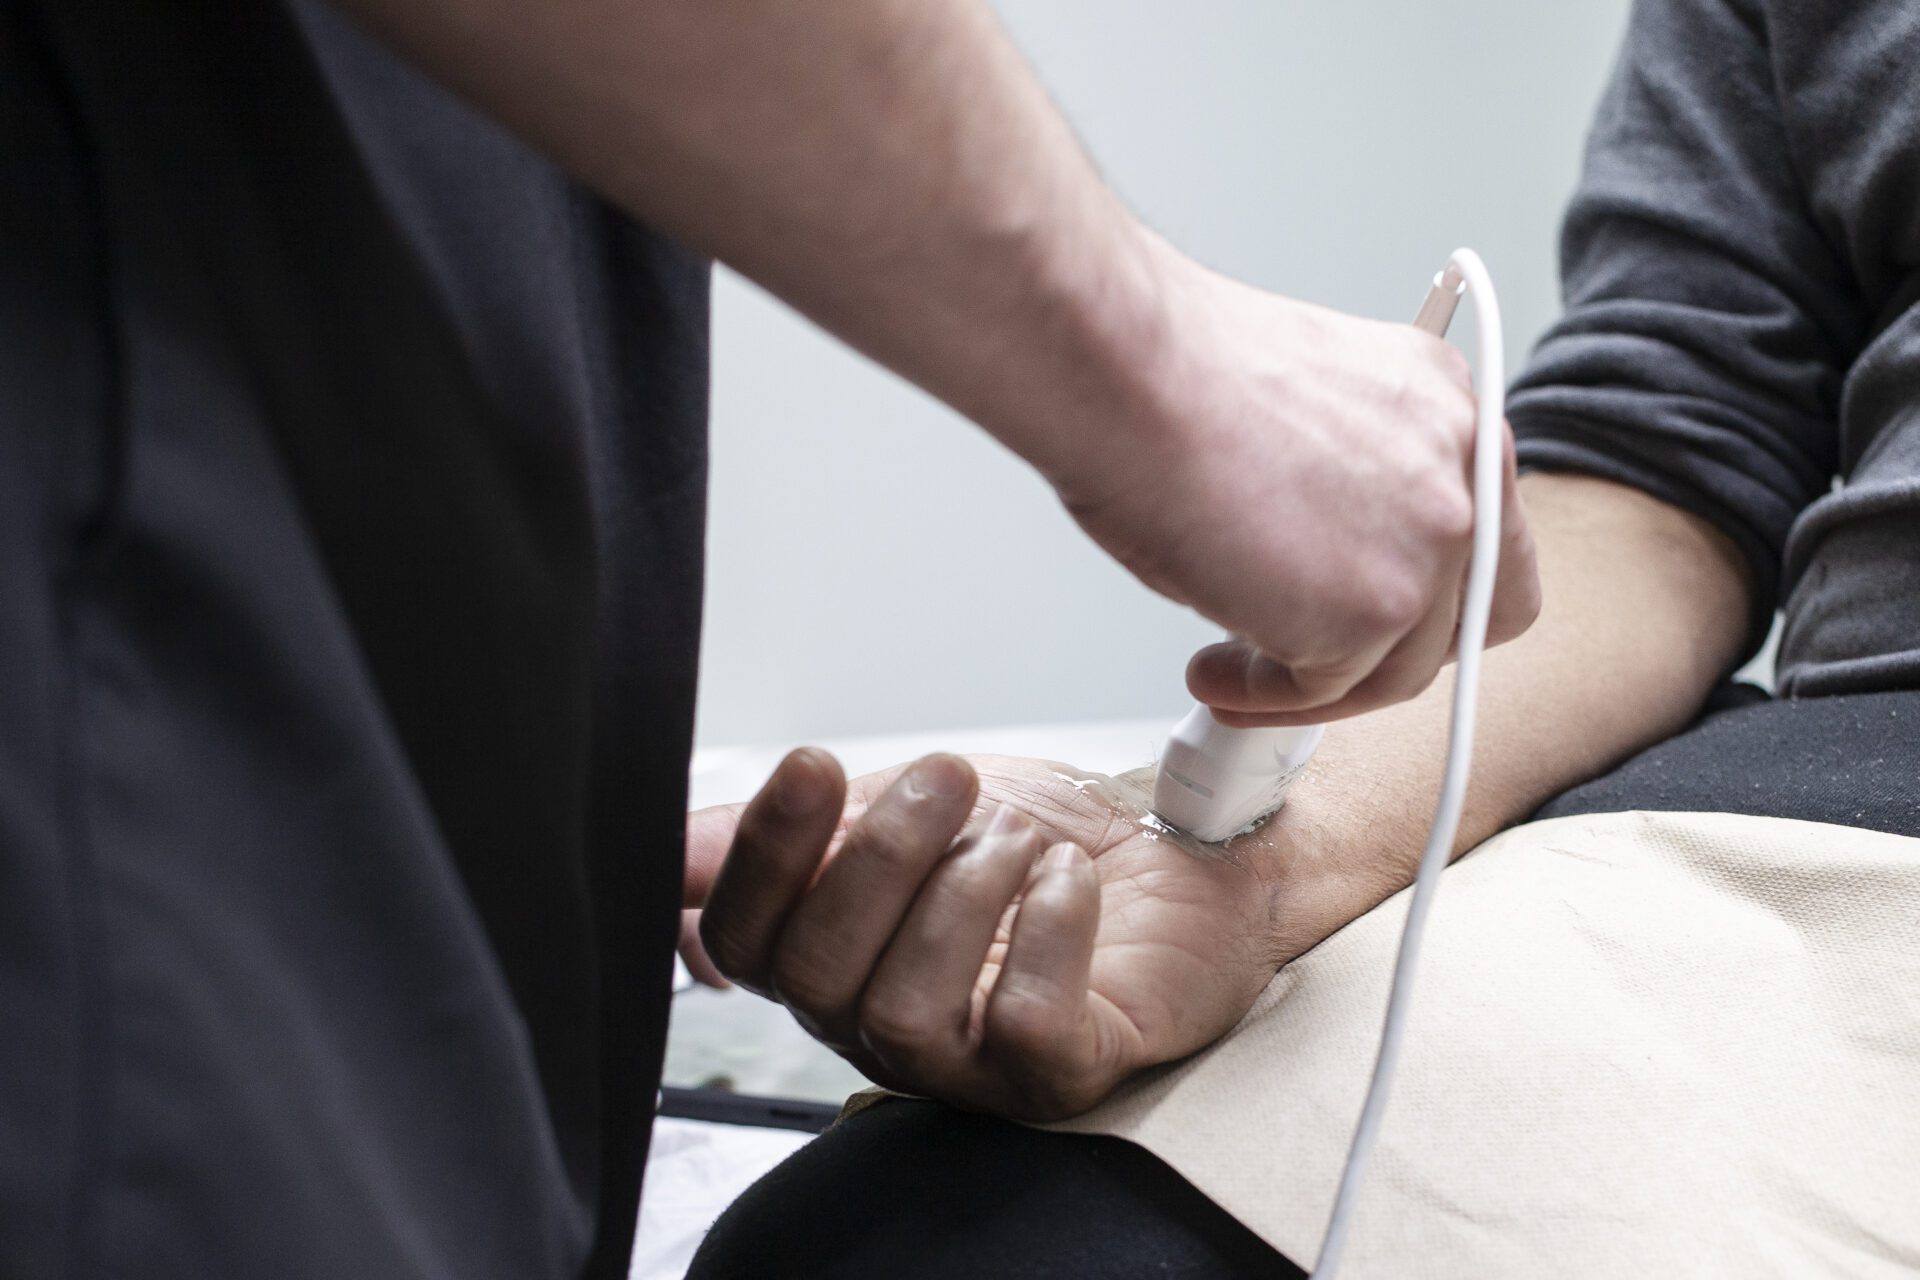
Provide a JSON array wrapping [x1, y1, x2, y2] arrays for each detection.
[[1509, 0, 1864, 654]]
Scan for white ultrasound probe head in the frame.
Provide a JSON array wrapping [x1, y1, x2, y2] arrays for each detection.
[[1151, 709, 1323, 843]]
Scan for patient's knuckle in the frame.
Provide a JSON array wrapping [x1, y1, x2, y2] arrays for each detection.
[[986, 986, 1056, 1058], [936, 848, 1007, 903], [845, 811, 935, 876], [858, 992, 940, 1058], [767, 949, 839, 1017], [697, 912, 756, 978], [990, 1042, 1096, 1122]]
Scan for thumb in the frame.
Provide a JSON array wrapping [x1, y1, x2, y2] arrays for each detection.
[[683, 801, 746, 908]]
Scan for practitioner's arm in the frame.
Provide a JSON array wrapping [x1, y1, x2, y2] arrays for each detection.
[[334, 0, 1538, 720]]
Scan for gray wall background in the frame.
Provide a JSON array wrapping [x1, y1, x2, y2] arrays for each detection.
[[695, 0, 1636, 750]]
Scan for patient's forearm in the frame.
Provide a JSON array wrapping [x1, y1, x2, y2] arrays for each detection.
[[1258, 472, 1752, 954]]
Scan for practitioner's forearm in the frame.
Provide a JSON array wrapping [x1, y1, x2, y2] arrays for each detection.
[[333, 0, 1169, 491]]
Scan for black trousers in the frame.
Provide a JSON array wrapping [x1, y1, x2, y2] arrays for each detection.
[[686, 1100, 1302, 1279]]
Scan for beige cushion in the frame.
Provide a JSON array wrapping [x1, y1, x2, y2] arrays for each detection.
[[1047, 810, 1920, 1277]]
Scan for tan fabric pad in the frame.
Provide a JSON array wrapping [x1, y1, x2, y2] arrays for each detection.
[[1046, 810, 1920, 1277]]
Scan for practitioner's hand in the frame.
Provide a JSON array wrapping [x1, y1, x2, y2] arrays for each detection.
[[1055, 245, 1540, 725], [683, 749, 1294, 1121]]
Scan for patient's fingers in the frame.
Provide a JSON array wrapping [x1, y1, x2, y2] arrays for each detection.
[[683, 803, 746, 907], [982, 842, 1104, 1118], [678, 909, 731, 988], [769, 754, 978, 1048], [857, 805, 1042, 1085], [698, 748, 846, 995]]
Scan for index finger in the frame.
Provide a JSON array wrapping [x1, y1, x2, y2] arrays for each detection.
[[684, 802, 746, 908], [697, 748, 847, 995]]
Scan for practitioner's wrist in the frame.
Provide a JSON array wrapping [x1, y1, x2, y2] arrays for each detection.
[[967, 218, 1203, 505]]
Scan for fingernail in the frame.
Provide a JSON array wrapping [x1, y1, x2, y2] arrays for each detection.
[[906, 755, 968, 800], [984, 802, 1023, 839], [1043, 843, 1083, 874]]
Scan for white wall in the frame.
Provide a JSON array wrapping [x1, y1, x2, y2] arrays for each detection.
[[695, 0, 1634, 750]]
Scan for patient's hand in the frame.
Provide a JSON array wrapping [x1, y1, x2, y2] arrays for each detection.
[[683, 749, 1297, 1120]]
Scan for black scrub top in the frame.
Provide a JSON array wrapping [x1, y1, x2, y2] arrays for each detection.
[[1, 3, 708, 1277]]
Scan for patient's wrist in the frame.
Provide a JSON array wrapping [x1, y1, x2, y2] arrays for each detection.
[[1238, 772, 1431, 966]]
